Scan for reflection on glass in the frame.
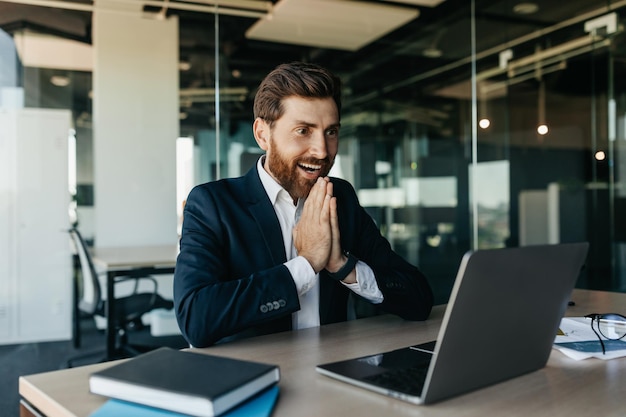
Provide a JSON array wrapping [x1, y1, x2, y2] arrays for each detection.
[[469, 161, 510, 249]]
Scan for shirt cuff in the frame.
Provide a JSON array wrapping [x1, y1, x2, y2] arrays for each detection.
[[341, 261, 384, 304], [285, 256, 317, 296]]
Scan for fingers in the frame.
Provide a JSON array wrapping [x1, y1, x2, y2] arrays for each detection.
[[313, 177, 330, 217], [327, 192, 344, 271], [302, 177, 331, 223], [294, 177, 333, 272], [327, 182, 338, 244], [329, 195, 339, 244], [321, 185, 332, 223], [294, 177, 346, 273]]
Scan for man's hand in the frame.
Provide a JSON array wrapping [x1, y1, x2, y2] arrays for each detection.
[[293, 177, 333, 273], [294, 178, 357, 283], [325, 186, 357, 284], [325, 182, 344, 271]]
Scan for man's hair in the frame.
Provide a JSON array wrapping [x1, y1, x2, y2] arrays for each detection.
[[253, 62, 342, 127]]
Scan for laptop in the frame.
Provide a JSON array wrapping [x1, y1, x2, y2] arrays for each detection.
[[316, 242, 589, 405]]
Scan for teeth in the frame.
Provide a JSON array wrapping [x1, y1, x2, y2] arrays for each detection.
[[299, 163, 321, 170]]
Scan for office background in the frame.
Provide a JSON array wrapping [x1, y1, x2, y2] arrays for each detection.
[[1, 0, 625, 325], [1, 0, 626, 415]]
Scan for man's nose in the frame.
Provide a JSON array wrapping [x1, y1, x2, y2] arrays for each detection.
[[309, 131, 328, 159]]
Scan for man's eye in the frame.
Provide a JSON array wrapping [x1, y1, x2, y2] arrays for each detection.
[[296, 128, 309, 135], [326, 129, 338, 137]]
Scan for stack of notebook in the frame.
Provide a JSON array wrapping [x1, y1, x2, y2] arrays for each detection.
[[88, 347, 280, 417]]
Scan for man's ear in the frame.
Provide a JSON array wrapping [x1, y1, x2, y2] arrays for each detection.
[[253, 117, 270, 151]]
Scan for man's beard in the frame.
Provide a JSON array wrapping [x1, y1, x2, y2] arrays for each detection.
[[267, 138, 333, 200]]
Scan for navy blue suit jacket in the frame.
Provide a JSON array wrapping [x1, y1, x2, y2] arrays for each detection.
[[174, 166, 433, 347]]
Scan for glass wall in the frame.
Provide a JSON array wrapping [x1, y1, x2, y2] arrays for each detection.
[[471, 1, 626, 296], [2, 0, 625, 304], [0, 22, 94, 239], [608, 13, 626, 293], [194, 4, 477, 303]]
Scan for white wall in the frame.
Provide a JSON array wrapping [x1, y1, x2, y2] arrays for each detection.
[[93, 2, 179, 247]]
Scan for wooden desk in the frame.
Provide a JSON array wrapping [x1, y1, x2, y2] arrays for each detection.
[[20, 289, 626, 417], [91, 245, 179, 361]]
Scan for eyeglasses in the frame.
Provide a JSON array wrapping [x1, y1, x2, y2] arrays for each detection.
[[584, 313, 626, 354]]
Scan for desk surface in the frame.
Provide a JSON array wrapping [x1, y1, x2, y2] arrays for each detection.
[[20, 289, 626, 417], [91, 245, 179, 271]]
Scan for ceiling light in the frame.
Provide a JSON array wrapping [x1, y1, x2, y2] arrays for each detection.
[[179, 61, 192, 71], [385, 0, 445, 5], [246, 0, 419, 51], [50, 75, 71, 87], [537, 124, 549, 135], [423, 47, 442, 58], [513, 3, 539, 15]]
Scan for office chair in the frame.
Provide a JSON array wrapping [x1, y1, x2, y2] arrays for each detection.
[[67, 228, 174, 367]]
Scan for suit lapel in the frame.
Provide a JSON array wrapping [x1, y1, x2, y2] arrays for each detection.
[[243, 167, 288, 264], [240, 166, 348, 324]]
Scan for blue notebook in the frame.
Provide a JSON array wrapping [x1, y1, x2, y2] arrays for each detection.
[[89, 385, 279, 417]]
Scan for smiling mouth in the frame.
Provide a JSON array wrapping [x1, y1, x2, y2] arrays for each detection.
[[298, 162, 322, 173]]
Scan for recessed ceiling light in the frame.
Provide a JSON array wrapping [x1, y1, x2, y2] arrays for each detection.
[[423, 47, 442, 58], [513, 2, 539, 15], [50, 75, 70, 87]]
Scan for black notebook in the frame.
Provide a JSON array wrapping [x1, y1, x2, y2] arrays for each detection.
[[89, 347, 280, 417]]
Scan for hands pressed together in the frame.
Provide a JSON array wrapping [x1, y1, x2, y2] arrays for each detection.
[[293, 177, 356, 283]]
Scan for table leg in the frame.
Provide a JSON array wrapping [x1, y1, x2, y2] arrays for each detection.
[[72, 254, 80, 349], [106, 270, 116, 360]]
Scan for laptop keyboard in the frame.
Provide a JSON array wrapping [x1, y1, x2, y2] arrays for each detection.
[[363, 363, 429, 396]]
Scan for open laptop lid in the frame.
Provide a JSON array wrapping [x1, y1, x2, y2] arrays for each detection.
[[421, 242, 589, 403], [316, 242, 589, 405]]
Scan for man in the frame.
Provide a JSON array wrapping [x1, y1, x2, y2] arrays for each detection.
[[174, 62, 433, 347]]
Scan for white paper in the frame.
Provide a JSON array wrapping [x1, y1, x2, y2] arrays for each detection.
[[553, 317, 626, 360]]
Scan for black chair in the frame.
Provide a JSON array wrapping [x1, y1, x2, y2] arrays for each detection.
[[67, 228, 174, 367]]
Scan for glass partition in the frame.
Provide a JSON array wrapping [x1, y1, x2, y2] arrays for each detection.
[[608, 18, 626, 292], [136, 1, 626, 301], [1, 21, 93, 239], [472, 1, 625, 293], [191, 4, 476, 304]]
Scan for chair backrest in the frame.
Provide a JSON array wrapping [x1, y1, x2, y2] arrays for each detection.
[[69, 228, 102, 316]]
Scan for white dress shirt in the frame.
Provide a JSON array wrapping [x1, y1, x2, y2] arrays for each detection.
[[256, 157, 383, 330]]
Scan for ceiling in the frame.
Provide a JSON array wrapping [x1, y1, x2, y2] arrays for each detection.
[[0, 0, 624, 134]]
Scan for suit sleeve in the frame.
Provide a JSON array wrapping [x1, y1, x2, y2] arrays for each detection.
[[330, 178, 434, 321], [173, 183, 300, 347]]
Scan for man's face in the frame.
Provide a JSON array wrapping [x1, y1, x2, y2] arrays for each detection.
[[260, 96, 340, 200]]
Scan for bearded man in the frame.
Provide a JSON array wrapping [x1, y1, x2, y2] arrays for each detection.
[[174, 62, 433, 347]]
